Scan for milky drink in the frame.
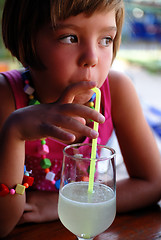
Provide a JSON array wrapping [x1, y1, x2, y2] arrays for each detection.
[[58, 181, 116, 239]]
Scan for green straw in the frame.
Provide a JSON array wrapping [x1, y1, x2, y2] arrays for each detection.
[[88, 87, 101, 193]]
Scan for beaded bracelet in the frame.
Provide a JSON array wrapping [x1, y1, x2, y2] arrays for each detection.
[[0, 166, 34, 197]]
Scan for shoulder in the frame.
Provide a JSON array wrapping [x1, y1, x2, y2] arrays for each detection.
[[0, 70, 21, 128], [0, 72, 14, 105], [108, 70, 142, 126], [108, 70, 134, 95], [108, 69, 138, 107]]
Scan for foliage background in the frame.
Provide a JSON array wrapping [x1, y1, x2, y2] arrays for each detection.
[[0, 0, 8, 58]]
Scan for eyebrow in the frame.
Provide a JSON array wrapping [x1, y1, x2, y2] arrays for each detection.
[[54, 23, 117, 32], [100, 26, 117, 33]]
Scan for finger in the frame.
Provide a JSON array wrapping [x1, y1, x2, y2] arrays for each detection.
[[59, 81, 96, 104], [19, 211, 42, 224], [24, 203, 33, 212], [58, 103, 105, 124], [38, 123, 76, 142], [73, 117, 86, 125], [40, 116, 98, 140], [18, 203, 37, 225]]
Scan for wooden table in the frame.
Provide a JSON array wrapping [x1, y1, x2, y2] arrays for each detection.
[[4, 201, 161, 240]]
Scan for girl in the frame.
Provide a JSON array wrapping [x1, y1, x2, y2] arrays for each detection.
[[0, 0, 161, 238]]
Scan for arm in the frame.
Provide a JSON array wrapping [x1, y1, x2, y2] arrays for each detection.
[[0, 74, 26, 238], [109, 70, 161, 212], [0, 75, 105, 237]]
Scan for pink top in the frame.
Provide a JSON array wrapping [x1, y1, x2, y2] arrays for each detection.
[[1, 70, 113, 191]]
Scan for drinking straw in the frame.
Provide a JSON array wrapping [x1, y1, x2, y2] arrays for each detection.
[[88, 87, 101, 193]]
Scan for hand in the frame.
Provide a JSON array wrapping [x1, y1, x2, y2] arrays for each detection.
[[6, 81, 105, 143], [18, 190, 59, 224]]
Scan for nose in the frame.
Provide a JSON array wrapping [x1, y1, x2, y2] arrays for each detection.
[[78, 44, 98, 68]]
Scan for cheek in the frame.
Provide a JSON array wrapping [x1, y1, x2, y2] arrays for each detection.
[[101, 53, 112, 75], [97, 50, 113, 87], [104, 47, 113, 66], [48, 49, 74, 72]]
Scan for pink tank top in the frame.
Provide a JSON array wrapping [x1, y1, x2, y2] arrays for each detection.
[[1, 70, 113, 191]]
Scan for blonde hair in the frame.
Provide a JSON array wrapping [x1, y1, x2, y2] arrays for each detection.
[[2, 0, 124, 69]]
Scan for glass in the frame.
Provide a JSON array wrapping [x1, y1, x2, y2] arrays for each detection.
[[58, 143, 116, 240]]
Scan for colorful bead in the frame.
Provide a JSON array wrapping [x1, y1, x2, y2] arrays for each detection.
[[41, 139, 46, 145], [89, 93, 96, 102], [10, 189, 16, 195], [38, 144, 49, 155], [23, 175, 34, 186], [0, 184, 9, 197], [40, 158, 52, 169], [25, 80, 29, 84], [29, 94, 34, 100], [51, 180, 56, 185], [55, 179, 61, 190], [24, 169, 32, 176], [45, 168, 50, 173], [24, 84, 35, 95], [88, 93, 96, 122], [24, 171, 30, 176], [15, 184, 26, 195], [88, 101, 94, 107], [0, 166, 33, 197], [24, 165, 27, 174], [23, 183, 29, 188], [45, 172, 55, 181], [82, 176, 89, 182], [55, 180, 67, 189], [29, 99, 40, 105]]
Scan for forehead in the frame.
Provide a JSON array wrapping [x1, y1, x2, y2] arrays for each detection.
[[55, 10, 116, 31]]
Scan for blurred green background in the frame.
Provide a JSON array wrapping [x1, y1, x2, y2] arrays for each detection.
[[0, 0, 10, 59], [0, 0, 21, 70]]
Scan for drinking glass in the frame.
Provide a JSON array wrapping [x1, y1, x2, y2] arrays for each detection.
[[58, 143, 116, 240]]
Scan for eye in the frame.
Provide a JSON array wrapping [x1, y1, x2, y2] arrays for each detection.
[[59, 35, 78, 44], [100, 37, 113, 47]]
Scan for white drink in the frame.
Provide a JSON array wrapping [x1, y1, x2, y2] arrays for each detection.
[[58, 182, 116, 239]]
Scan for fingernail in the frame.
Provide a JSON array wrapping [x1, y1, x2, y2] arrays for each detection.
[[99, 114, 105, 123], [91, 130, 99, 138]]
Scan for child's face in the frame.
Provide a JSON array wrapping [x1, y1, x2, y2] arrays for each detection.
[[34, 10, 116, 102]]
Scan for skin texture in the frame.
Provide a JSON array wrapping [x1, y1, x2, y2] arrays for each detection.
[[0, 10, 161, 238]]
